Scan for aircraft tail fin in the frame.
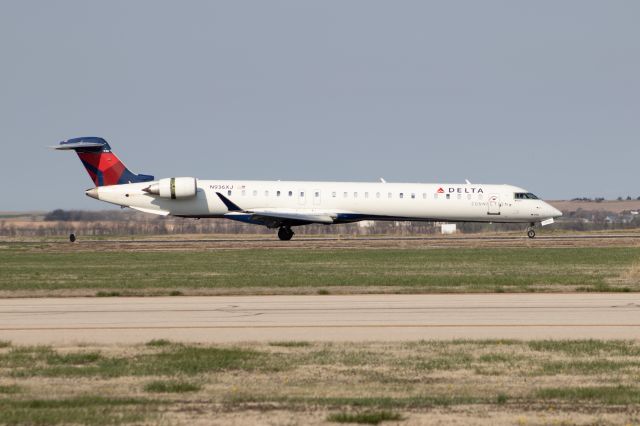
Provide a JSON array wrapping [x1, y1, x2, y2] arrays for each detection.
[[54, 137, 154, 187]]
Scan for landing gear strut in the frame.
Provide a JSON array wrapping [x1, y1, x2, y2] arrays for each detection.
[[527, 223, 536, 239], [277, 226, 294, 241]]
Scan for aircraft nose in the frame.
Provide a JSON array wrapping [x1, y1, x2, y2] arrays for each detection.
[[549, 205, 562, 218]]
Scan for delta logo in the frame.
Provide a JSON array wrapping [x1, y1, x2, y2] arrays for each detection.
[[437, 187, 484, 194]]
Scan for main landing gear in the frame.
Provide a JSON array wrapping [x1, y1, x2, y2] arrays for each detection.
[[277, 226, 294, 241], [527, 223, 536, 239]]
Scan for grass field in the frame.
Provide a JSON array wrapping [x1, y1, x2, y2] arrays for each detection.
[[0, 339, 639, 425], [1, 244, 639, 296]]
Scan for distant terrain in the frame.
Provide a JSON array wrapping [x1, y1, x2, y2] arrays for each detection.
[[550, 199, 640, 214]]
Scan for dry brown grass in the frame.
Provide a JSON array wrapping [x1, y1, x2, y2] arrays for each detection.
[[1, 340, 640, 425], [3, 238, 640, 297], [615, 262, 640, 286]]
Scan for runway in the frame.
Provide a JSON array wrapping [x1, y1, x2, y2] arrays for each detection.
[[7, 233, 640, 245], [6, 233, 640, 254], [1, 294, 639, 344]]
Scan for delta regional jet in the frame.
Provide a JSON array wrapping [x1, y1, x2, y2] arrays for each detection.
[[55, 137, 562, 240]]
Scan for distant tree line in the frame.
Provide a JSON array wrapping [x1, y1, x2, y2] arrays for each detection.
[[570, 197, 606, 202], [43, 209, 135, 222], [570, 197, 640, 202]]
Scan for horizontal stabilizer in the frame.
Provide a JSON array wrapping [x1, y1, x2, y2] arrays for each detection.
[[51, 141, 106, 150]]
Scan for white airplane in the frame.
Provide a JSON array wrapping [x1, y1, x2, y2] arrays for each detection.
[[55, 137, 562, 240]]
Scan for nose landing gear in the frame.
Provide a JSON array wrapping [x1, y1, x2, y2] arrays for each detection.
[[277, 226, 294, 241], [526, 223, 536, 239]]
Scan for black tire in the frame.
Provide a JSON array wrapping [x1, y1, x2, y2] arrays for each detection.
[[527, 229, 536, 239], [69, 233, 76, 243], [278, 227, 294, 241]]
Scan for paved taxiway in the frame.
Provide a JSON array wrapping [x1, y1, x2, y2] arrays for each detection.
[[0, 294, 638, 343], [7, 233, 640, 254], [8, 233, 640, 245]]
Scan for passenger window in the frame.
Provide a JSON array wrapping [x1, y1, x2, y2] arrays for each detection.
[[388, 193, 392, 199], [228, 190, 232, 196], [399, 193, 404, 199], [423, 193, 426, 199], [457, 194, 462, 200], [288, 191, 293, 197], [332, 191, 336, 198], [446, 194, 450, 200], [253, 190, 257, 196], [354, 192, 358, 198], [265, 190, 269, 197], [315, 191, 320, 197], [411, 193, 415, 199], [365, 192, 369, 199], [300, 191, 304, 197], [277, 191, 281, 197], [376, 192, 380, 198], [241, 190, 246, 196], [344, 192, 348, 198]]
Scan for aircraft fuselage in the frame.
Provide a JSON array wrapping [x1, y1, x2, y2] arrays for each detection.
[[90, 179, 561, 226]]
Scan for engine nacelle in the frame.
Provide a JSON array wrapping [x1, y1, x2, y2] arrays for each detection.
[[143, 177, 197, 199]]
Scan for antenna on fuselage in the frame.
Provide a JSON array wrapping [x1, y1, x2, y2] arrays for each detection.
[[380, 177, 386, 183], [465, 179, 471, 184]]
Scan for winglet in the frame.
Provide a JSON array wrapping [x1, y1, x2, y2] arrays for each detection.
[[216, 192, 243, 212]]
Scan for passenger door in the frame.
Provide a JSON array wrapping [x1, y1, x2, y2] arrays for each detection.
[[487, 194, 501, 215]]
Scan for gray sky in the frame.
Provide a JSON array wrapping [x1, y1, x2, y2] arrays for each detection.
[[1, 1, 639, 210]]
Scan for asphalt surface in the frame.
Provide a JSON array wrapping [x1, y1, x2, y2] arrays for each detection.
[[1, 294, 639, 344], [6, 234, 640, 245]]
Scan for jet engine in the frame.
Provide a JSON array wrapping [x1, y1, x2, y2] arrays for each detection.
[[143, 177, 197, 199]]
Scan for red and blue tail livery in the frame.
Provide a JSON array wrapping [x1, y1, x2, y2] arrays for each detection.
[[55, 137, 154, 187]]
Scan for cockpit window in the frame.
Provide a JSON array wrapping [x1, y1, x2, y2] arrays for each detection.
[[515, 192, 539, 200]]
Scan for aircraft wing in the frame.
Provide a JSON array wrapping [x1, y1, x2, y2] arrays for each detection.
[[224, 210, 335, 227], [216, 192, 338, 227], [129, 206, 171, 216]]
